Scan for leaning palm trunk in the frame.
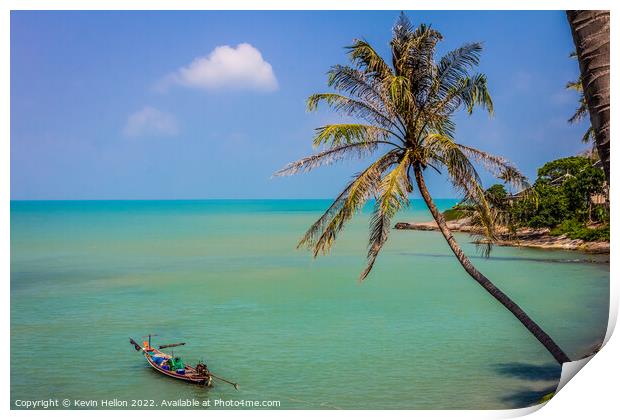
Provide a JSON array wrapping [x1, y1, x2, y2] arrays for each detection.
[[413, 164, 571, 364], [567, 10, 610, 184]]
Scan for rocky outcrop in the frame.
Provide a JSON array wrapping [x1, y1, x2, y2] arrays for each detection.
[[394, 219, 609, 253], [395, 218, 477, 232]]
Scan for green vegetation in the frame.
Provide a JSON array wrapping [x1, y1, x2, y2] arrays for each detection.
[[443, 207, 468, 221], [550, 220, 609, 241], [512, 156, 607, 227], [445, 156, 609, 241]]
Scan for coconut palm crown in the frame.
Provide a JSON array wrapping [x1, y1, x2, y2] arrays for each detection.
[[277, 14, 526, 280], [276, 14, 571, 365]]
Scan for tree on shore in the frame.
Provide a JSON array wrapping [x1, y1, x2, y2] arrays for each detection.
[[276, 14, 571, 364], [566, 10, 610, 184]]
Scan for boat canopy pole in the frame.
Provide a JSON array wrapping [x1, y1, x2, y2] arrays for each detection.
[[140, 334, 158, 349]]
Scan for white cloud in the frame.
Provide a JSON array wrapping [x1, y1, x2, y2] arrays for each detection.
[[123, 106, 179, 138], [160, 43, 278, 92]]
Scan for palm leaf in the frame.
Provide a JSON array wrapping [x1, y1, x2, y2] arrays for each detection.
[[392, 23, 442, 104], [565, 78, 583, 92], [387, 75, 416, 114], [455, 143, 529, 190], [347, 39, 394, 80], [311, 124, 393, 148], [582, 126, 595, 144], [435, 43, 483, 97], [360, 151, 412, 281], [439, 73, 494, 116], [327, 65, 391, 113], [307, 93, 398, 132], [274, 142, 378, 177], [568, 97, 588, 124], [299, 151, 400, 256], [424, 134, 496, 243]]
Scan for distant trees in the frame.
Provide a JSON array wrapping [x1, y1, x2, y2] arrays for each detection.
[[512, 156, 606, 228], [449, 157, 608, 241], [484, 184, 509, 211]]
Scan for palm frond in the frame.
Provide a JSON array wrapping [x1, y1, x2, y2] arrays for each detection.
[[497, 166, 530, 191], [312, 124, 393, 148], [393, 12, 415, 40], [427, 116, 456, 139], [436, 43, 483, 97], [394, 24, 442, 102], [439, 73, 494, 116], [460, 74, 494, 115], [307, 93, 398, 131], [424, 134, 496, 244], [274, 142, 378, 177], [568, 97, 588, 124], [565, 78, 583, 92], [566, 68, 593, 143], [327, 65, 390, 112], [387, 75, 415, 113], [360, 151, 412, 281], [347, 39, 394, 80], [455, 143, 529, 191], [582, 126, 595, 144], [298, 151, 400, 256]]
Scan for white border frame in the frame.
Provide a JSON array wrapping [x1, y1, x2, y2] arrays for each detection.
[[2, 2, 617, 419]]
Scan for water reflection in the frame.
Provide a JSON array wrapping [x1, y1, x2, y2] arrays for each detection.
[[494, 362, 561, 408], [493, 362, 561, 381]]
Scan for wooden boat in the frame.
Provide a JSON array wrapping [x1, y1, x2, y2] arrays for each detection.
[[129, 336, 213, 386]]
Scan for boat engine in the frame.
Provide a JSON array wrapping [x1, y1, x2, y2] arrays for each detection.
[[195, 362, 213, 386], [196, 362, 208, 376]]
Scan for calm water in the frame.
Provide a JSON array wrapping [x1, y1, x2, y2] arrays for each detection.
[[10, 200, 609, 409]]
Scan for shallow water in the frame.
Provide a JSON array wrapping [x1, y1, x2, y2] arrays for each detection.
[[10, 200, 609, 409]]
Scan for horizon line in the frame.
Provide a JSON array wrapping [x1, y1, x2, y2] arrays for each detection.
[[10, 197, 461, 202]]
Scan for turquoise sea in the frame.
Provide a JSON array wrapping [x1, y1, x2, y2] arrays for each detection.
[[11, 200, 609, 409]]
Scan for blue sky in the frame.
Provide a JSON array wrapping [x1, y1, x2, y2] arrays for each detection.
[[11, 10, 589, 200]]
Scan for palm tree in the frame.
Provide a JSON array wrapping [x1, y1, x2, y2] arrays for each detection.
[[566, 11, 610, 184], [276, 14, 571, 364]]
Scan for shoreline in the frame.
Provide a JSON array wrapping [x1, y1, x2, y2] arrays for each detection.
[[394, 219, 610, 254]]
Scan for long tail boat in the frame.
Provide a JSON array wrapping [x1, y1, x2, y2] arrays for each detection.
[[129, 335, 238, 389]]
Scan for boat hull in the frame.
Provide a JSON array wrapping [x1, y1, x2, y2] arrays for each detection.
[[144, 350, 211, 385]]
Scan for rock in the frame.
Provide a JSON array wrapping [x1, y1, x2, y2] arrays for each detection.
[[394, 221, 437, 231], [394, 219, 610, 254]]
